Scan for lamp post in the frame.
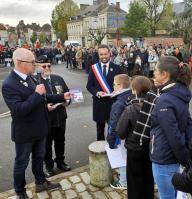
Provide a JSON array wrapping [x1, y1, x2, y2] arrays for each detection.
[[115, 2, 121, 47]]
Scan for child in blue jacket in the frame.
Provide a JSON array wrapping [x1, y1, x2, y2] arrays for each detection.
[[107, 74, 132, 189]]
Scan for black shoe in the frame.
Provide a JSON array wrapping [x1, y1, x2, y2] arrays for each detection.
[[57, 162, 71, 172], [35, 180, 61, 193], [45, 167, 55, 177], [16, 192, 29, 199]]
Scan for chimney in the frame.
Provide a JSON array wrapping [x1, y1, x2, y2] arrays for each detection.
[[93, 0, 97, 5], [80, 4, 90, 11], [116, 2, 120, 10], [97, 0, 108, 5]]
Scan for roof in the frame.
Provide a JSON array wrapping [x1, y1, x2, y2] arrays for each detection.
[[80, 4, 100, 16], [70, 2, 126, 22], [0, 24, 7, 31], [70, 2, 108, 20], [173, 2, 188, 14], [99, 3, 127, 14]]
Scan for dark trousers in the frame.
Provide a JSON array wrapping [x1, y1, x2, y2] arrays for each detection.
[[72, 58, 76, 68], [127, 63, 134, 76], [66, 58, 72, 68], [127, 149, 154, 199], [14, 138, 46, 194], [96, 122, 106, 141], [44, 121, 66, 168]]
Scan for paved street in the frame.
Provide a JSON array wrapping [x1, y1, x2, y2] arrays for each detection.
[[0, 64, 99, 192]]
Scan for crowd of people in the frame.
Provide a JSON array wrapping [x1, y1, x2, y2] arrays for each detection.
[[1, 42, 192, 199], [1, 42, 192, 75]]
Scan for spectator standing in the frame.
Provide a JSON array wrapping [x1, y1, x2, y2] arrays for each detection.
[[65, 46, 72, 69], [173, 47, 183, 62], [75, 47, 83, 69], [37, 61, 71, 177], [148, 49, 158, 77], [71, 47, 77, 69], [150, 56, 191, 199]]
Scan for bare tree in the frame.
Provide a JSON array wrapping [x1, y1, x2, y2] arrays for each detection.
[[143, 0, 169, 36], [185, 0, 192, 7], [88, 28, 108, 45]]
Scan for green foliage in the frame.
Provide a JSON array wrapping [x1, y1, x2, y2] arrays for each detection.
[[39, 32, 47, 44], [30, 32, 37, 44], [51, 0, 80, 41], [122, 1, 150, 39]]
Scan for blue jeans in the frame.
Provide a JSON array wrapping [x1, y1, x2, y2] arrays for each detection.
[[119, 166, 127, 186], [152, 163, 180, 199], [14, 138, 46, 194]]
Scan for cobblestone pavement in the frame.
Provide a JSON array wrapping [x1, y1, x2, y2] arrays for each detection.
[[0, 165, 162, 199], [0, 166, 127, 199], [1, 164, 191, 199]]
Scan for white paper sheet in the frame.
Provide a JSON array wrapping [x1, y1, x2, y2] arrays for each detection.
[[105, 141, 127, 169], [176, 191, 187, 199]]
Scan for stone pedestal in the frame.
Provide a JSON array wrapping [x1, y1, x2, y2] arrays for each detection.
[[88, 141, 112, 187]]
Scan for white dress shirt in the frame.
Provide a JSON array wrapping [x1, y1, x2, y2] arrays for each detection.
[[101, 62, 110, 76]]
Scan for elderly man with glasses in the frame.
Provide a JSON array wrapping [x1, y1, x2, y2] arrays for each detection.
[[2, 48, 72, 199], [37, 59, 71, 177]]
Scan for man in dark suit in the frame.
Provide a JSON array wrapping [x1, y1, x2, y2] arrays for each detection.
[[2, 48, 71, 199], [86, 44, 123, 140], [37, 61, 71, 177]]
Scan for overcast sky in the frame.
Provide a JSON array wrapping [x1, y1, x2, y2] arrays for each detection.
[[0, 0, 183, 27]]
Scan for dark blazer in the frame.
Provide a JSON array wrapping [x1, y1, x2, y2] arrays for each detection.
[[86, 62, 123, 122], [41, 74, 69, 127], [2, 70, 65, 143]]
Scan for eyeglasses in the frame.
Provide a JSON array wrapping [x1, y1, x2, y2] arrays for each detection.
[[113, 83, 120, 86], [42, 64, 51, 69], [17, 60, 36, 65]]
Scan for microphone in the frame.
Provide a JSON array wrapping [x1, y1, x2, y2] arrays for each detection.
[[35, 68, 47, 102], [36, 68, 42, 84]]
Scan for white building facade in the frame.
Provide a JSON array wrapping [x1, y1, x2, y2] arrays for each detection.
[[0, 24, 8, 45], [67, 0, 126, 47]]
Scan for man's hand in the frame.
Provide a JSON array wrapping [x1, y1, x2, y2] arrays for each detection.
[[97, 91, 107, 97], [47, 103, 56, 112], [64, 92, 73, 100], [35, 84, 46, 95]]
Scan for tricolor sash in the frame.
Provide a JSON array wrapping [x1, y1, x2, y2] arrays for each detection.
[[91, 63, 112, 94]]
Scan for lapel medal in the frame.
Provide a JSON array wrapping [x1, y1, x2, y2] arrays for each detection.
[[20, 80, 28, 87]]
